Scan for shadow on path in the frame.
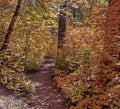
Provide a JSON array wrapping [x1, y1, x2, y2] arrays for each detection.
[[28, 59, 69, 109]]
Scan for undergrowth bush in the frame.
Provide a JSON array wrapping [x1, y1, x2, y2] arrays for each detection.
[[0, 51, 35, 93], [54, 23, 104, 108]]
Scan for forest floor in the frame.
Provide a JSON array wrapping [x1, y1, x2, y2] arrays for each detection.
[[27, 58, 69, 109], [0, 59, 69, 109], [0, 85, 28, 108]]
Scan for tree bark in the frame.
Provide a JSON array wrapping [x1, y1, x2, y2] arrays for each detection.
[[0, 0, 22, 52], [58, 1, 66, 48]]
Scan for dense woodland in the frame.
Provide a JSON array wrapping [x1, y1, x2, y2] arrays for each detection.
[[0, 0, 120, 109]]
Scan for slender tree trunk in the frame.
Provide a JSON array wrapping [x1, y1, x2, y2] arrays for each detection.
[[58, 1, 66, 48], [0, 0, 22, 52]]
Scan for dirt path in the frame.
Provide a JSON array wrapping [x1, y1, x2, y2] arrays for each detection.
[[28, 59, 69, 109]]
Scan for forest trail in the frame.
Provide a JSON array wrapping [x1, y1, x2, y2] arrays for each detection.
[[28, 59, 69, 109]]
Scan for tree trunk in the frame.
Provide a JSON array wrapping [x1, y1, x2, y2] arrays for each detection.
[[0, 0, 22, 52], [58, 1, 66, 48]]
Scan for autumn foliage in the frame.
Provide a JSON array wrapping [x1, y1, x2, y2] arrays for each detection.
[[54, 0, 120, 109], [0, 0, 56, 92], [0, 0, 120, 108]]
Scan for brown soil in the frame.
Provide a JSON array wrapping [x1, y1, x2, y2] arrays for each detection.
[[28, 59, 69, 109]]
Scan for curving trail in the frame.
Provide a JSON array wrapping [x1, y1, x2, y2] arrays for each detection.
[[28, 59, 69, 109]]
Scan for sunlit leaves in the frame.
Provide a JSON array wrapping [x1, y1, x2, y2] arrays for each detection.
[[0, 0, 56, 92]]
